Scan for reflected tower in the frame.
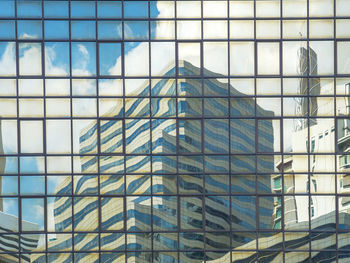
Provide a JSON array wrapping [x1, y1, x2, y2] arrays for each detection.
[[297, 47, 321, 129], [273, 47, 334, 229], [33, 61, 275, 263]]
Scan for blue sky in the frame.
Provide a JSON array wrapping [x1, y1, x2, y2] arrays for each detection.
[[0, 1, 160, 230]]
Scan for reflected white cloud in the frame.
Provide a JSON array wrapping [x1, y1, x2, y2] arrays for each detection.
[[45, 44, 69, 76], [19, 43, 42, 75], [0, 42, 15, 76]]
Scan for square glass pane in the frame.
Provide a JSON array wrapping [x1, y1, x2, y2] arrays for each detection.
[[98, 21, 122, 40], [17, 1, 42, 18], [258, 42, 280, 75], [19, 43, 42, 76], [71, 21, 96, 40], [98, 1, 122, 18], [45, 21, 69, 40], [72, 42, 96, 76], [71, 1, 95, 18], [44, 1, 68, 18], [45, 42, 70, 76], [0, 21, 15, 39], [18, 20, 42, 39], [124, 1, 148, 18], [0, 1, 14, 17], [99, 43, 121, 76]]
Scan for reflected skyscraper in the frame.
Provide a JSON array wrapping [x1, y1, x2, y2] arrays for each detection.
[[32, 61, 275, 263], [210, 51, 350, 263], [296, 46, 321, 129], [272, 47, 335, 229]]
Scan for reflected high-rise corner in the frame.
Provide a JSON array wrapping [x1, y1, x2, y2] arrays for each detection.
[[31, 61, 275, 263], [29, 50, 349, 263]]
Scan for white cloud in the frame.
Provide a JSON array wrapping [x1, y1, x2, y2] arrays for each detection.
[[19, 79, 43, 96], [3, 198, 17, 216], [0, 43, 16, 76], [46, 120, 71, 154], [72, 44, 92, 76], [20, 121, 43, 154], [45, 46, 68, 76], [72, 79, 96, 96], [19, 43, 42, 75], [34, 204, 44, 220], [20, 33, 38, 40], [78, 44, 89, 58], [106, 0, 300, 96], [176, 1, 201, 18], [47, 156, 72, 174], [203, 1, 227, 17], [99, 79, 123, 96], [119, 22, 133, 39]]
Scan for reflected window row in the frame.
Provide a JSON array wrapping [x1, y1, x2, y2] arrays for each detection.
[[1, 97, 349, 118], [1, 0, 350, 19], [1, 195, 346, 232], [2, 19, 350, 40], [1, 78, 350, 96], [0, 41, 350, 76], [2, 118, 350, 154]]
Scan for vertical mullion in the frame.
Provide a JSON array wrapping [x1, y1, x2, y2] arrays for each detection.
[[121, 1, 127, 263], [14, 0, 21, 261], [68, 0, 75, 261], [280, 1, 285, 262], [334, 0, 339, 261], [200, 1, 206, 262], [95, 0, 102, 260], [253, 0, 259, 260], [148, 1, 153, 262], [174, 1, 180, 262], [227, 0, 233, 262], [306, 0, 312, 262], [41, 0, 48, 261]]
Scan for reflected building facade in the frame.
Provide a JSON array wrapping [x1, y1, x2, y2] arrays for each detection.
[[32, 61, 275, 263], [272, 47, 336, 229], [210, 212, 350, 263], [338, 83, 350, 210], [210, 49, 350, 263], [296, 47, 321, 129]]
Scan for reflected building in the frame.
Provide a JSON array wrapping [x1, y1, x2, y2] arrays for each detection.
[[31, 61, 275, 262], [0, 121, 39, 263], [211, 50, 350, 263], [272, 47, 336, 229], [209, 212, 350, 263], [296, 46, 321, 129], [338, 83, 350, 210]]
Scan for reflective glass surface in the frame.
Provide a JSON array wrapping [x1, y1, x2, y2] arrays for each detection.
[[0, 0, 349, 262]]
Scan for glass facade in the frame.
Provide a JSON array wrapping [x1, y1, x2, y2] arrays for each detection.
[[0, 0, 349, 262]]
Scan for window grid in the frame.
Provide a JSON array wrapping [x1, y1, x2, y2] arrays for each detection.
[[0, 0, 349, 263]]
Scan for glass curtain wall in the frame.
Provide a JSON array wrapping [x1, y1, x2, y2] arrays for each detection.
[[0, 0, 349, 262]]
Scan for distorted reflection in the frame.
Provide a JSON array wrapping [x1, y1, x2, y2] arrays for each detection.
[[0, 0, 349, 263]]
